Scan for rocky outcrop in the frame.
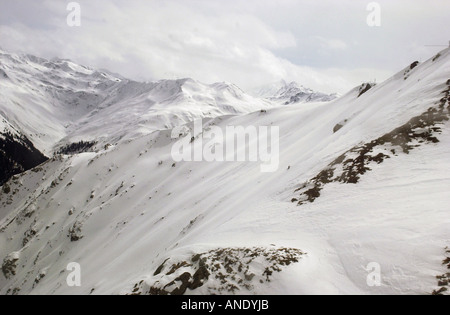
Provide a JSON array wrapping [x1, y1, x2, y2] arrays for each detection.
[[129, 247, 305, 295]]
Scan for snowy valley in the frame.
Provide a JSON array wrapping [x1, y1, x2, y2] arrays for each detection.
[[0, 47, 449, 295]]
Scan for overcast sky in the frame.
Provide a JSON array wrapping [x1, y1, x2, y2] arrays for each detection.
[[0, 0, 449, 93]]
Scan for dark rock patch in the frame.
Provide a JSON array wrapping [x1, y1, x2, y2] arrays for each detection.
[[2, 253, 19, 279], [404, 61, 420, 80], [432, 53, 442, 62], [56, 140, 97, 155], [333, 123, 344, 133], [0, 131, 48, 187], [68, 221, 84, 242], [358, 83, 375, 98], [432, 247, 450, 295]]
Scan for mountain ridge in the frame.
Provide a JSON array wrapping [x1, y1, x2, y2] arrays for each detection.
[[0, 50, 275, 155], [249, 79, 338, 104]]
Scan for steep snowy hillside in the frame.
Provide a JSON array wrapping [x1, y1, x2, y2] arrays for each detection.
[[0, 50, 273, 154], [250, 80, 338, 105], [0, 48, 449, 295]]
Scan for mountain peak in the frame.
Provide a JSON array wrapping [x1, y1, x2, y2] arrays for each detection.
[[249, 80, 337, 104]]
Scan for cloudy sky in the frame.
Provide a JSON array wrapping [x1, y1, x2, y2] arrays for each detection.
[[0, 0, 449, 93]]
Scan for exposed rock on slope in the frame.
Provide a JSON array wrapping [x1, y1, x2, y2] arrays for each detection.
[[130, 247, 305, 295], [293, 78, 450, 206], [432, 247, 450, 295]]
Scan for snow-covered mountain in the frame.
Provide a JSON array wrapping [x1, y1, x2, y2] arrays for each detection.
[[0, 49, 273, 155], [249, 80, 338, 105], [0, 47, 449, 295], [0, 49, 275, 187]]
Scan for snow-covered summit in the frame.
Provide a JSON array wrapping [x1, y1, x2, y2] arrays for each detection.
[[249, 80, 338, 105]]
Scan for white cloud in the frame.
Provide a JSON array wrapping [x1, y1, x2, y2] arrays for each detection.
[[316, 37, 348, 51], [0, 0, 448, 94]]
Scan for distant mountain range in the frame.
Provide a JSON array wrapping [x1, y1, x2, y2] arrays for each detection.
[[249, 80, 338, 105], [0, 49, 275, 155]]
